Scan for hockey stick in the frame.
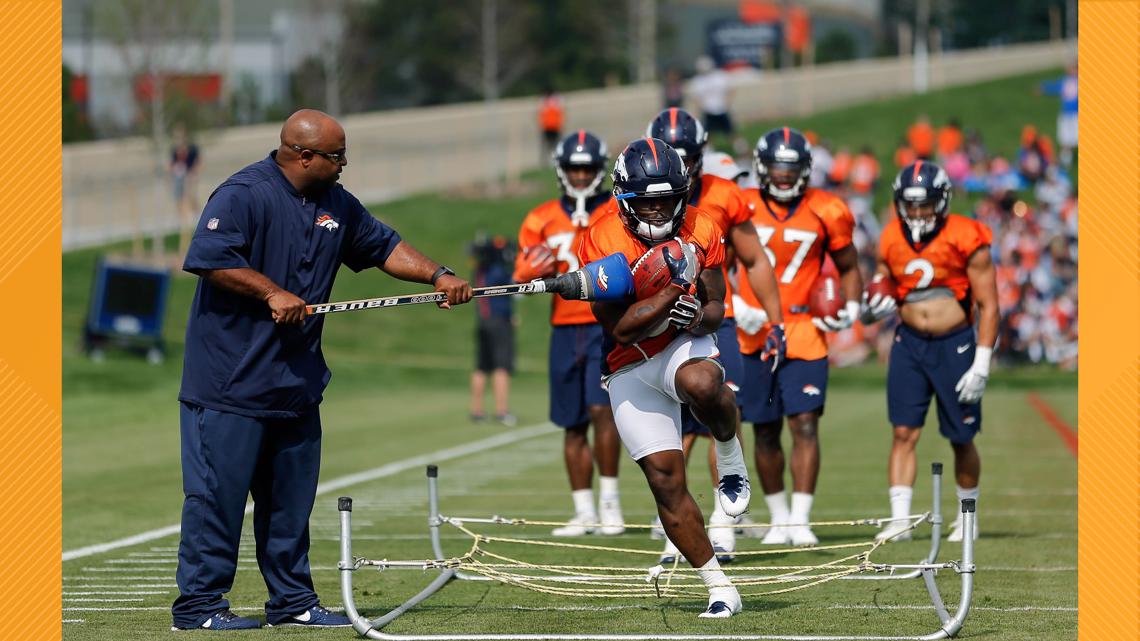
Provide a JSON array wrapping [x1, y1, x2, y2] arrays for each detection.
[[306, 281, 549, 316], [306, 252, 636, 316]]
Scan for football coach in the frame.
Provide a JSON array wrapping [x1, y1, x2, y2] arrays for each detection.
[[171, 109, 472, 631]]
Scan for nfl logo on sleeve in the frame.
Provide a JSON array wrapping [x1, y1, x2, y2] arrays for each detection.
[[207, 218, 219, 230]]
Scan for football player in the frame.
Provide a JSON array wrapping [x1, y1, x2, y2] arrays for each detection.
[[514, 130, 624, 536], [577, 138, 782, 618], [861, 161, 999, 543], [733, 127, 863, 546], [645, 108, 785, 562]]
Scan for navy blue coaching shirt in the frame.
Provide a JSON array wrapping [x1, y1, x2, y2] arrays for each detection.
[[179, 151, 401, 417]]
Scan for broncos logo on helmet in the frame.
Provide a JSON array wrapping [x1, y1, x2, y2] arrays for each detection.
[[646, 108, 708, 190], [893, 160, 952, 243], [754, 126, 813, 202], [612, 138, 689, 245], [553, 130, 609, 200]]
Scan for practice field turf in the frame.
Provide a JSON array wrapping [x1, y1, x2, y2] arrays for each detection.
[[62, 69, 1075, 639]]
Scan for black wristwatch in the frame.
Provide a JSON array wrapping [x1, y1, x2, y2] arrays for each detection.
[[430, 265, 455, 285]]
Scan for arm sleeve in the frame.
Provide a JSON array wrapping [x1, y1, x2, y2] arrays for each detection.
[[576, 227, 604, 265], [823, 199, 856, 252], [182, 185, 254, 272], [956, 219, 994, 257], [726, 183, 754, 227], [343, 199, 403, 273]]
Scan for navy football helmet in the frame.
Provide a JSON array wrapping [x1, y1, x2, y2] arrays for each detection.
[[612, 138, 690, 245], [553, 129, 609, 200], [893, 160, 952, 243], [646, 108, 708, 186], [754, 127, 813, 202]]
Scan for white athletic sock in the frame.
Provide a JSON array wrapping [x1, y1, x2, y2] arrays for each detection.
[[713, 438, 745, 472], [696, 556, 731, 590], [571, 489, 596, 516], [598, 476, 620, 501], [956, 485, 979, 507], [790, 492, 814, 525], [888, 485, 914, 522], [765, 492, 790, 524]]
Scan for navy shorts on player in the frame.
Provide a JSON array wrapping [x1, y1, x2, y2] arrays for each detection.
[[549, 324, 609, 428], [740, 354, 828, 424], [887, 323, 981, 444], [681, 319, 745, 436]]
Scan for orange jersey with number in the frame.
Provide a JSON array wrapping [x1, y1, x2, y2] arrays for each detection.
[[578, 203, 726, 373], [736, 188, 855, 360], [690, 173, 755, 319], [514, 197, 610, 326], [879, 214, 993, 302]]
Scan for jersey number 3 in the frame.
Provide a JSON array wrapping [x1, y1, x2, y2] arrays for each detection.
[[754, 225, 818, 284], [546, 231, 580, 272]]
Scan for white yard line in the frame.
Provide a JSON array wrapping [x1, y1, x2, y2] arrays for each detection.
[[62, 423, 555, 561], [827, 604, 1076, 613]]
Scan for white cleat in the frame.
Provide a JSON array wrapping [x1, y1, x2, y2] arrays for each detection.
[[597, 498, 625, 535], [735, 514, 769, 539], [788, 525, 819, 547], [947, 515, 978, 542], [551, 513, 598, 537], [649, 516, 666, 540], [698, 589, 742, 619], [760, 518, 790, 545], [716, 473, 751, 518], [874, 522, 913, 543], [708, 512, 737, 563]]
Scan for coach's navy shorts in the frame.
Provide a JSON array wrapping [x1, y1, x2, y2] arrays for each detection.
[[740, 355, 828, 424], [888, 323, 981, 444], [549, 324, 609, 428], [681, 319, 746, 436]]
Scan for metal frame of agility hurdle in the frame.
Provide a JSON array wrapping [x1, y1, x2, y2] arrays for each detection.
[[337, 464, 976, 641]]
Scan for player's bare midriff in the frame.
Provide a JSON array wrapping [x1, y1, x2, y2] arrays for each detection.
[[899, 293, 968, 335]]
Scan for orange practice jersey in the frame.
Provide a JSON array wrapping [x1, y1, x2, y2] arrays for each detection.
[[690, 173, 755, 319], [736, 188, 855, 360], [578, 203, 726, 373], [514, 198, 608, 326], [879, 214, 992, 303]]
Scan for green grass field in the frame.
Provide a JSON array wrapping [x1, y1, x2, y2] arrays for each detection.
[[63, 69, 1075, 639]]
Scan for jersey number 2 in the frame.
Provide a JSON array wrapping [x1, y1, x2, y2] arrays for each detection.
[[904, 258, 935, 288], [754, 225, 818, 284]]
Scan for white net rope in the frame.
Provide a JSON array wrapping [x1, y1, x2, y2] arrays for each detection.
[[356, 512, 930, 600]]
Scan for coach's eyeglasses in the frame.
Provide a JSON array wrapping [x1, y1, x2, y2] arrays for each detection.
[[290, 144, 347, 164]]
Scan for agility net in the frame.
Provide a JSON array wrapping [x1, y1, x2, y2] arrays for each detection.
[[351, 511, 930, 601]]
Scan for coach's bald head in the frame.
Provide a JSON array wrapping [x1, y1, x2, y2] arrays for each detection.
[[276, 109, 347, 193]]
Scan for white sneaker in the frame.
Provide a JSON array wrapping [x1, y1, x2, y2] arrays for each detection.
[[597, 497, 625, 535], [874, 521, 913, 543], [735, 514, 769, 539], [761, 517, 790, 545], [552, 513, 598, 537], [659, 537, 682, 564], [788, 525, 819, 547], [649, 516, 666, 540], [698, 588, 742, 619], [716, 472, 751, 517], [947, 515, 978, 542], [708, 512, 737, 563]]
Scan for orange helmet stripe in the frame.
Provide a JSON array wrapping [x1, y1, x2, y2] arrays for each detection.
[[668, 108, 678, 139], [913, 160, 924, 180], [644, 137, 659, 169], [578, 129, 586, 146], [783, 127, 790, 143]]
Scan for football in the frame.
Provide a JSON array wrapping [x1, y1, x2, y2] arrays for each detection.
[[630, 239, 703, 300], [809, 274, 844, 319], [865, 273, 898, 306]]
